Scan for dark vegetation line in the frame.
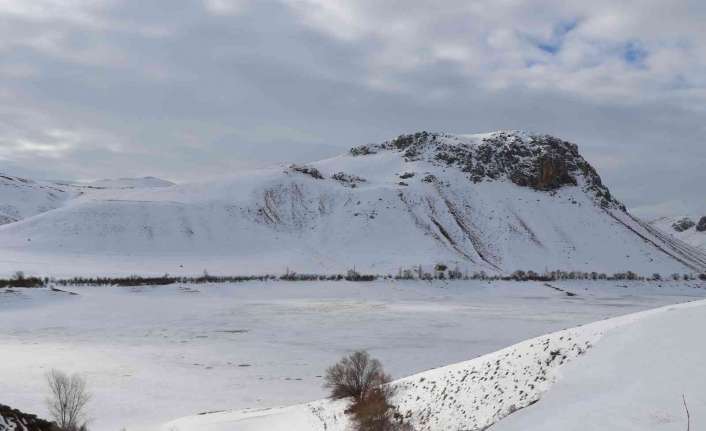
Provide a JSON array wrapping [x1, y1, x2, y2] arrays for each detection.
[[1, 268, 705, 288]]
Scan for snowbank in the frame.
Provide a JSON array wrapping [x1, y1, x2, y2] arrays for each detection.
[[164, 297, 706, 431]]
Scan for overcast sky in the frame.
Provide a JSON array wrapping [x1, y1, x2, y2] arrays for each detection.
[[0, 0, 704, 218]]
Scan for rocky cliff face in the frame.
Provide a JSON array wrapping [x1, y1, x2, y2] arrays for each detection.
[[673, 217, 695, 232], [350, 131, 622, 209], [697, 216, 706, 232]]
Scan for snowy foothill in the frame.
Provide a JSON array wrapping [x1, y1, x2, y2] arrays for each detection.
[[1, 279, 705, 431]]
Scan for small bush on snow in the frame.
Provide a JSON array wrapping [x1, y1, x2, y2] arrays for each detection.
[[324, 350, 410, 430]]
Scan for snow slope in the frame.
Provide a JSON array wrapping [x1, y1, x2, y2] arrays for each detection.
[[651, 216, 706, 251], [77, 176, 175, 189], [0, 131, 704, 276], [0, 173, 174, 226], [495, 300, 706, 431], [0, 173, 77, 225], [164, 297, 706, 431]]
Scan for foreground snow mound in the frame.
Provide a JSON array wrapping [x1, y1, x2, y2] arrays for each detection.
[[1, 131, 704, 276], [164, 299, 706, 431], [495, 300, 706, 431]]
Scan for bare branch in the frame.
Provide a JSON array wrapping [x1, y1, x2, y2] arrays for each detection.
[[683, 394, 690, 431]]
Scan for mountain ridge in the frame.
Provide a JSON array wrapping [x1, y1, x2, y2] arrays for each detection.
[[0, 131, 703, 276]]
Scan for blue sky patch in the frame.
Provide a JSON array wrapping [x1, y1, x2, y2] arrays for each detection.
[[623, 41, 648, 67], [535, 18, 580, 55]]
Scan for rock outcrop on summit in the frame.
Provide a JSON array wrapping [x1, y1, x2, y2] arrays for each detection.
[[351, 131, 619, 207]]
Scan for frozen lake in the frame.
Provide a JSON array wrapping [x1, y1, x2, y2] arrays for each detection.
[[1, 279, 704, 430]]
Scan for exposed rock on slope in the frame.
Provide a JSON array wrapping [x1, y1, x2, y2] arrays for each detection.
[[697, 216, 706, 232], [0, 404, 58, 431], [651, 215, 706, 252], [672, 217, 696, 232]]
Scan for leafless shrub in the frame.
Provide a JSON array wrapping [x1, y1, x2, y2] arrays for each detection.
[[324, 351, 411, 430], [348, 386, 412, 431], [46, 369, 91, 431], [325, 350, 390, 401]]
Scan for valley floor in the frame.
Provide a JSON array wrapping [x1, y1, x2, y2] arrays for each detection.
[[0, 279, 704, 430]]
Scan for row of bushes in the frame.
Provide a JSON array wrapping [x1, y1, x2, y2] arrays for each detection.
[[0, 272, 45, 288], [0, 270, 381, 287], [55, 273, 276, 287], [1, 268, 705, 288], [396, 266, 706, 282]]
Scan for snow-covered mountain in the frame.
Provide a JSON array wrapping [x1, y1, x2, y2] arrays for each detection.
[[650, 216, 706, 251], [1, 131, 704, 276]]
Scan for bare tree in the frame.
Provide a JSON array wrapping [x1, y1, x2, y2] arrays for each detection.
[[683, 394, 690, 431], [324, 350, 390, 401], [46, 369, 91, 431], [324, 351, 410, 431]]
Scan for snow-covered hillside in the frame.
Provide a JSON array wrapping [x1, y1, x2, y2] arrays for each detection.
[[1, 131, 704, 276], [494, 300, 706, 430], [77, 176, 175, 189], [164, 298, 706, 431], [0, 173, 77, 225], [651, 216, 706, 251], [0, 173, 175, 227]]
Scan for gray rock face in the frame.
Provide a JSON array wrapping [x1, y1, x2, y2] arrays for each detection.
[[672, 217, 696, 232], [0, 404, 59, 431], [696, 216, 706, 232], [350, 131, 622, 209], [289, 164, 324, 180]]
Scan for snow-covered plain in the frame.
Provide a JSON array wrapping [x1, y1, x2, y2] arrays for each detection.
[[1, 279, 704, 431]]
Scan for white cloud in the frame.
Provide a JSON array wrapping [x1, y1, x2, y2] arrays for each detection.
[[203, 0, 249, 15], [283, 0, 706, 106]]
